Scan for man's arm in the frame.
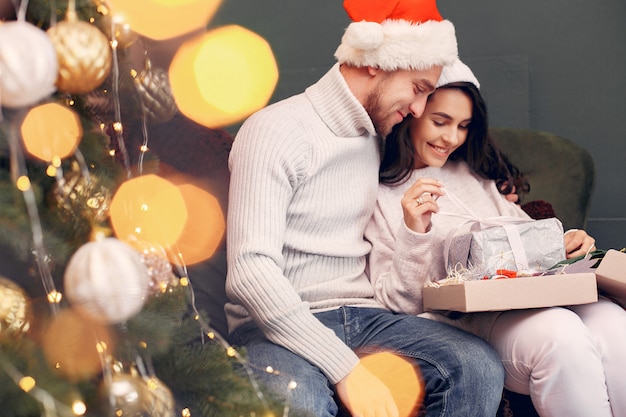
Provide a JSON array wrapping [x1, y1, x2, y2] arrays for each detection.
[[225, 111, 359, 383]]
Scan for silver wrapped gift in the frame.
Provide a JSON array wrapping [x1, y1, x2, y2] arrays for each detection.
[[446, 217, 566, 274]]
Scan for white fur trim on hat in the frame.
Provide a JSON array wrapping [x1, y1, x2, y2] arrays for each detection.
[[334, 19, 457, 71], [436, 58, 480, 89]]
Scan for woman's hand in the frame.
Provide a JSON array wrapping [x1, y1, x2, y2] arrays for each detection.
[[400, 178, 445, 234], [564, 229, 596, 258]]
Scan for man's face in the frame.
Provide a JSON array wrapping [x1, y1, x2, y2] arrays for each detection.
[[365, 66, 442, 137]]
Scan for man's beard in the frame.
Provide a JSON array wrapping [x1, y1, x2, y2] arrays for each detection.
[[364, 82, 393, 137]]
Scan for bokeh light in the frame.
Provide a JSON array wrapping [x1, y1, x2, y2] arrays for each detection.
[[109, 174, 187, 248], [170, 182, 225, 265], [42, 308, 113, 382], [20, 103, 82, 162], [355, 352, 424, 417], [169, 25, 279, 128], [107, 0, 221, 40]]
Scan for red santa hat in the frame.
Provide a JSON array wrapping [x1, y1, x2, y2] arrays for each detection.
[[335, 0, 457, 71]]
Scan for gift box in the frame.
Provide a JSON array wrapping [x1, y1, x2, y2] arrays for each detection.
[[446, 217, 566, 275], [423, 273, 598, 312], [595, 249, 626, 305]]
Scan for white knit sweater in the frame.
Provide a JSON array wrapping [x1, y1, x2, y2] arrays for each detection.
[[226, 64, 385, 383]]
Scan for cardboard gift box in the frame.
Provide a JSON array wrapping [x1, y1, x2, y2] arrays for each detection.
[[446, 217, 566, 274], [423, 273, 598, 312], [595, 249, 626, 304]]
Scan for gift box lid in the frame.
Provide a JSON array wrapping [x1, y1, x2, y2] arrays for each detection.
[[595, 249, 626, 303]]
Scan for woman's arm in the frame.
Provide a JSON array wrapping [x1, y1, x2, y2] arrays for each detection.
[[366, 179, 448, 315]]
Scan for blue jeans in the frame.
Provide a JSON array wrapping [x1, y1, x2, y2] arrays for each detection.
[[229, 307, 504, 417]]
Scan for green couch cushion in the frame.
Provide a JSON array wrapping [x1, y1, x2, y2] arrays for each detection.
[[490, 128, 595, 231]]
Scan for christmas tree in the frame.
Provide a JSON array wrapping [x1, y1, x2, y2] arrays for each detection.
[[0, 0, 287, 416]]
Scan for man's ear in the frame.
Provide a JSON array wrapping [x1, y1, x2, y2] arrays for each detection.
[[367, 66, 380, 77]]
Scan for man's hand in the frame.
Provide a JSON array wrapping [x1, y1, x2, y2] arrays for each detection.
[[564, 229, 596, 258], [336, 362, 400, 417]]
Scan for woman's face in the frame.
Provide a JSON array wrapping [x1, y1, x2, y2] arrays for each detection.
[[409, 88, 473, 169]]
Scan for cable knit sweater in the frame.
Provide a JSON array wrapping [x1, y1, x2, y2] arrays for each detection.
[[226, 64, 385, 384], [365, 161, 530, 321]]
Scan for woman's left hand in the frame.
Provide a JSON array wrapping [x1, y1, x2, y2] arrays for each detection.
[[564, 229, 596, 258]]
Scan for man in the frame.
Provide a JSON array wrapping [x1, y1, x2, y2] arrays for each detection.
[[226, 1, 505, 416]]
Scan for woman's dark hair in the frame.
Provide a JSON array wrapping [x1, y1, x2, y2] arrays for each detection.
[[379, 81, 529, 197]]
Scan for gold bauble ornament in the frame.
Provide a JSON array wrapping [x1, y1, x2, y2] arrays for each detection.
[[0, 277, 32, 339], [102, 372, 148, 416], [142, 376, 176, 417], [47, 12, 112, 94], [98, 13, 139, 50], [53, 166, 112, 225], [134, 60, 178, 124], [101, 372, 175, 417]]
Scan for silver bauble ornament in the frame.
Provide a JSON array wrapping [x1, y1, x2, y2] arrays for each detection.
[[134, 60, 178, 124]]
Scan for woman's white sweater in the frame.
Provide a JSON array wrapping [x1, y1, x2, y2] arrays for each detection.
[[365, 161, 530, 316]]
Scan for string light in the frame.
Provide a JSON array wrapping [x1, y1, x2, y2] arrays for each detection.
[[96, 341, 108, 353], [18, 376, 36, 393], [46, 290, 63, 304], [72, 400, 87, 416], [16, 176, 31, 191]]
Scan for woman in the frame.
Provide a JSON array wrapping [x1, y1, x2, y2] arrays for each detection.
[[365, 59, 626, 417]]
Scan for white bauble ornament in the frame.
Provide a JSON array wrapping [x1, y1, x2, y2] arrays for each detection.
[[64, 238, 150, 324], [0, 21, 58, 108]]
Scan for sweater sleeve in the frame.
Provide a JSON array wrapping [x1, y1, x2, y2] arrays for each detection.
[[226, 111, 359, 384], [365, 188, 447, 315]]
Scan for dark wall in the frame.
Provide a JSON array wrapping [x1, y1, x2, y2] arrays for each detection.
[[211, 0, 626, 250]]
